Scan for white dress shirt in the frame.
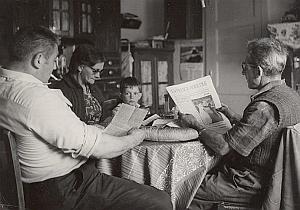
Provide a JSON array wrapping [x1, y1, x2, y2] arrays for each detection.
[[0, 68, 103, 183]]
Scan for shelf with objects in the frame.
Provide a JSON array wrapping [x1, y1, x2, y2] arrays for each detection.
[[95, 51, 122, 100], [267, 19, 300, 94], [267, 3, 300, 94]]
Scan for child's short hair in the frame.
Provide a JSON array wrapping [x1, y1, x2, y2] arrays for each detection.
[[120, 77, 141, 93]]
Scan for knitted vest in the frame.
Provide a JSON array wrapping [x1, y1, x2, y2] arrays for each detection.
[[245, 84, 300, 169]]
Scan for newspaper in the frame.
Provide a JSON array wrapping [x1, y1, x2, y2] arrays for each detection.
[[166, 76, 231, 134], [104, 103, 148, 136]]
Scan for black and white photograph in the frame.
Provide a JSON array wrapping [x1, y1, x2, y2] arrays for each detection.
[[0, 0, 299, 210]]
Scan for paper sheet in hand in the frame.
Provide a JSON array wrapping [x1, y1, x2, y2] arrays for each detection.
[[166, 76, 231, 134], [104, 103, 148, 136]]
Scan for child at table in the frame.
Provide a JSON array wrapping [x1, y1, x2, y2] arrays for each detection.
[[102, 77, 149, 123], [112, 76, 143, 115]]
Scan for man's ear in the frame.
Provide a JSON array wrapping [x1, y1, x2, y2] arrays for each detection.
[[78, 65, 83, 73], [32, 53, 44, 69], [257, 66, 263, 77]]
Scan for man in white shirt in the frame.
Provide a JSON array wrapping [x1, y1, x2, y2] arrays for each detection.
[[0, 26, 172, 210]]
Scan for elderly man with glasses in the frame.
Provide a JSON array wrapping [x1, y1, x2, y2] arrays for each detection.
[[179, 38, 300, 209]]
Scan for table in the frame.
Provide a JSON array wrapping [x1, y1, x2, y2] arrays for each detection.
[[97, 140, 215, 210]]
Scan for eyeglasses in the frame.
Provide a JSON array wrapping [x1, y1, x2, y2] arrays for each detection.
[[84, 65, 103, 74], [90, 66, 102, 74], [241, 62, 258, 75], [91, 62, 105, 74]]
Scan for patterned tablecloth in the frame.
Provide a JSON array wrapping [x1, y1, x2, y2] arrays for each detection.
[[97, 140, 215, 210]]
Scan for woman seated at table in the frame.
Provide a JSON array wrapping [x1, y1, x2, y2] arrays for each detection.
[[50, 44, 105, 125]]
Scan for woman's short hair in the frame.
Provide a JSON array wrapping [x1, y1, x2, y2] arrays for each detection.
[[247, 37, 288, 76], [8, 26, 59, 62], [68, 44, 104, 74], [120, 77, 141, 93]]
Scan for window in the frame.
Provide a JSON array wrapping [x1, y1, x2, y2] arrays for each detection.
[[80, 1, 93, 34], [51, 0, 72, 36]]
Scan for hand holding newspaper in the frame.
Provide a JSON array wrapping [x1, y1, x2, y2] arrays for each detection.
[[166, 76, 232, 134], [104, 103, 148, 136]]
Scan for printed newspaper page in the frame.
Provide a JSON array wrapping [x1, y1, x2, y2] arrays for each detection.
[[104, 103, 148, 136], [166, 76, 231, 134]]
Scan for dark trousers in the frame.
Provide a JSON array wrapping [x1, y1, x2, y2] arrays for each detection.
[[23, 160, 172, 210], [188, 164, 263, 210]]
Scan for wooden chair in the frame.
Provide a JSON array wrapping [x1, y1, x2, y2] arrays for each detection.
[[218, 123, 300, 210], [0, 129, 25, 210], [261, 123, 300, 210]]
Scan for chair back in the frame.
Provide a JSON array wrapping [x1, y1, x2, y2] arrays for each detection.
[[262, 123, 300, 210], [0, 128, 25, 210], [218, 123, 300, 210]]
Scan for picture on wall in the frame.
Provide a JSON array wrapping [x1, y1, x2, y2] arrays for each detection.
[[180, 45, 204, 81]]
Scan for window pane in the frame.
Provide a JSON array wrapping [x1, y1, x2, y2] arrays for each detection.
[[142, 85, 152, 107], [62, 12, 69, 31], [157, 61, 168, 82], [53, 11, 60, 30], [141, 61, 152, 83], [81, 3, 86, 12], [62, 0, 69, 10], [81, 14, 87, 33], [87, 4, 91, 13], [87, 15, 92, 33], [158, 84, 168, 105], [53, 0, 60, 9]]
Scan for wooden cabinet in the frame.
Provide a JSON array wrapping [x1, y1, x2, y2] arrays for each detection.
[[133, 47, 174, 114], [12, 0, 120, 53], [50, 0, 74, 37], [13, 0, 73, 36], [93, 0, 120, 53], [95, 52, 122, 99], [73, 0, 120, 53], [165, 0, 203, 39]]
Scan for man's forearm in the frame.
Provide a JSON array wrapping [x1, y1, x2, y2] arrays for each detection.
[[91, 131, 144, 159], [95, 148, 129, 159], [199, 130, 231, 155], [92, 138, 136, 159]]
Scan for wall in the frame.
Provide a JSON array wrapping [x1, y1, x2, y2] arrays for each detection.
[[0, 0, 13, 66], [121, 0, 295, 42], [121, 0, 165, 42], [262, 0, 295, 36]]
